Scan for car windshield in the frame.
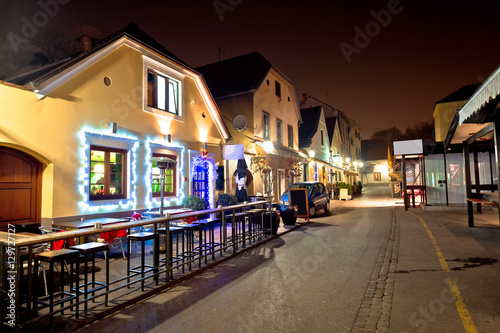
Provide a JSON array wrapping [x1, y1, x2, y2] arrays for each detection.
[[289, 183, 313, 194]]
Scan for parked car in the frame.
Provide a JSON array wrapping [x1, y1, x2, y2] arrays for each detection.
[[280, 181, 330, 217]]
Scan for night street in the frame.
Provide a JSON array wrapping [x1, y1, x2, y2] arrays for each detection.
[[73, 186, 500, 333]]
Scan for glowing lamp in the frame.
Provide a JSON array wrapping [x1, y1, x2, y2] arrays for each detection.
[[263, 141, 274, 153], [308, 150, 315, 158]]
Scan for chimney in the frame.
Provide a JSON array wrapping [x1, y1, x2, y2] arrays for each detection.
[[301, 93, 308, 105], [73, 24, 102, 53]]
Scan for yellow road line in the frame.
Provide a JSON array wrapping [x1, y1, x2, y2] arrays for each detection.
[[407, 211, 478, 333]]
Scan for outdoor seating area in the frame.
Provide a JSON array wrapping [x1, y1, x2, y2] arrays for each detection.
[[0, 201, 286, 332]]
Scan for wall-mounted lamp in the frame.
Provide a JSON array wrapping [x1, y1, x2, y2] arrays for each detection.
[[353, 161, 358, 166], [202, 142, 207, 150], [109, 122, 117, 133], [359, 162, 364, 167], [345, 157, 351, 164], [308, 150, 315, 158], [165, 134, 172, 143], [263, 141, 274, 154], [332, 155, 340, 163]]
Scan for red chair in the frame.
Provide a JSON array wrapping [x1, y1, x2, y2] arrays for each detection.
[[99, 229, 126, 259]]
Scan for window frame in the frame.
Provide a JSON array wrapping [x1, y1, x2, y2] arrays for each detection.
[[262, 111, 271, 140], [147, 70, 180, 115], [89, 145, 127, 201], [374, 172, 382, 181], [275, 80, 281, 98], [276, 119, 283, 145], [143, 56, 184, 121], [151, 153, 177, 198], [288, 125, 293, 148]]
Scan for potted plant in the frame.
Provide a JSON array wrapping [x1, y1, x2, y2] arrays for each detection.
[[278, 204, 298, 225], [182, 195, 207, 221], [217, 193, 238, 207]]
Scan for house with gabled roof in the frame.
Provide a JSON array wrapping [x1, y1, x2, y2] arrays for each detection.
[[0, 23, 231, 229], [197, 52, 305, 200], [299, 106, 331, 184]]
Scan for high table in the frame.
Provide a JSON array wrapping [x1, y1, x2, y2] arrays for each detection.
[[52, 218, 130, 230]]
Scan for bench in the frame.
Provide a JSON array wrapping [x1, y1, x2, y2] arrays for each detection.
[[466, 197, 499, 227]]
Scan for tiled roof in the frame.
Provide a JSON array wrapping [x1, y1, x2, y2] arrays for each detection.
[[299, 106, 322, 148], [4, 23, 188, 86], [436, 83, 481, 104], [196, 52, 272, 98]]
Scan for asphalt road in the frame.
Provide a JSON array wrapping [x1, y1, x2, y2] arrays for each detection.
[[76, 185, 500, 333]]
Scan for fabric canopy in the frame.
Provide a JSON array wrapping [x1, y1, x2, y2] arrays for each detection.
[[459, 65, 500, 125]]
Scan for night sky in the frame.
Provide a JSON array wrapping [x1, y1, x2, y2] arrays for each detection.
[[1, 0, 499, 138]]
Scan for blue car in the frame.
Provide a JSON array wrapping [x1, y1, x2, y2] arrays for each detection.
[[280, 181, 330, 217]]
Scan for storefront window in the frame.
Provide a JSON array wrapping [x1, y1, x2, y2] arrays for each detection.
[[90, 146, 127, 200]]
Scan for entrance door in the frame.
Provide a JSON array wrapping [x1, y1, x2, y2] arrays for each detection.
[[0, 147, 42, 229]]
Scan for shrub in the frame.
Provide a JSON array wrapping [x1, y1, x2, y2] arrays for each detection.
[[183, 195, 207, 211], [217, 193, 238, 206]]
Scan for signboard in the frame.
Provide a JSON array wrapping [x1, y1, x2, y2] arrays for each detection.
[[393, 139, 423, 156], [289, 188, 310, 223], [222, 144, 244, 160]]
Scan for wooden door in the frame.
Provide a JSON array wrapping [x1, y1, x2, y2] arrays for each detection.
[[0, 147, 42, 229]]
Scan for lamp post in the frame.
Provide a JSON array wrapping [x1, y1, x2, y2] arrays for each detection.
[[152, 156, 177, 260]]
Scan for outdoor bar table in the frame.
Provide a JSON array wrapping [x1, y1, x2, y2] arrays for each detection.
[[52, 217, 130, 230], [0, 201, 270, 331]]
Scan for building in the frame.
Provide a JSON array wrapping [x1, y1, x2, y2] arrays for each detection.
[[299, 106, 331, 186], [361, 140, 391, 185], [197, 52, 305, 201], [0, 24, 231, 229], [300, 94, 362, 184]]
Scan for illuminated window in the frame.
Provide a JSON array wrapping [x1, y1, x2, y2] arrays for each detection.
[[277, 119, 283, 145], [152, 153, 177, 197], [314, 163, 318, 181], [147, 69, 180, 115], [288, 125, 293, 148], [262, 112, 270, 140], [90, 146, 127, 200], [374, 172, 382, 181]]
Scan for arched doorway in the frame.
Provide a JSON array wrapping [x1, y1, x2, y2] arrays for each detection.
[[0, 146, 42, 229]]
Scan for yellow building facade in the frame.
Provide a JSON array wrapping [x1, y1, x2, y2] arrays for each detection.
[[0, 29, 230, 228]]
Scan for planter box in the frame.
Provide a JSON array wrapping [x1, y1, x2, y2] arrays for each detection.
[[263, 212, 281, 235]]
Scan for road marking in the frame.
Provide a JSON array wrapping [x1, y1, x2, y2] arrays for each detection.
[[407, 211, 478, 333]]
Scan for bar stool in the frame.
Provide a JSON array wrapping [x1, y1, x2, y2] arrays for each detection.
[[70, 242, 109, 315], [34, 249, 80, 328], [158, 226, 184, 278], [227, 211, 249, 250], [193, 217, 221, 262], [177, 224, 202, 271], [127, 232, 159, 292], [246, 209, 264, 242]]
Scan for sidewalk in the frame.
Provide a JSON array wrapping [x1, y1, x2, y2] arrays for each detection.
[[392, 206, 500, 332]]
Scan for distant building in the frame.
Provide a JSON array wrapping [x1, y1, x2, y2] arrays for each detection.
[[361, 140, 390, 185], [300, 94, 361, 185]]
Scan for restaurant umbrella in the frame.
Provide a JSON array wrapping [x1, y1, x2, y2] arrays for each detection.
[[234, 159, 252, 202]]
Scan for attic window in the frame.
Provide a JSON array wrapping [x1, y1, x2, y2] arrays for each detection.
[[147, 70, 179, 115], [275, 81, 281, 98], [288, 96, 290, 102], [267, 79, 269, 85]]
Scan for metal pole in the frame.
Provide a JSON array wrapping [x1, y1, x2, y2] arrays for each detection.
[[160, 168, 165, 218], [402, 155, 408, 211]]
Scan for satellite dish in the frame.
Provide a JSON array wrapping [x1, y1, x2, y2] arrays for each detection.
[[233, 114, 247, 131]]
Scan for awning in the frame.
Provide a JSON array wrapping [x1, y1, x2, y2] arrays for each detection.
[[343, 170, 358, 177], [459, 65, 500, 125]]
